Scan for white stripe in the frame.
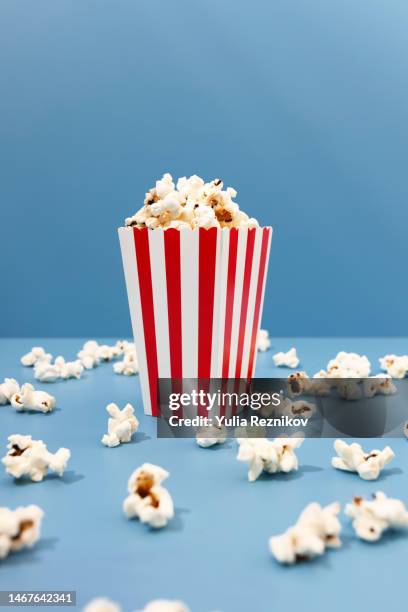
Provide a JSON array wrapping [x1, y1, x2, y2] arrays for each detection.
[[148, 230, 171, 379], [240, 228, 263, 377], [251, 228, 273, 377], [210, 229, 224, 378], [228, 228, 248, 377], [180, 230, 199, 377], [118, 228, 152, 415], [213, 228, 230, 377]]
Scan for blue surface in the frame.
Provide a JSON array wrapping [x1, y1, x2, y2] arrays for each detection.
[[1, 1, 408, 337], [0, 338, 407, 611]]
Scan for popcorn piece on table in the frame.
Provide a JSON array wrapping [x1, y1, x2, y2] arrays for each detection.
[[257, 329, 271, 352], [345, 491, 408, 541], [141, 600, 190, 612], [10, 383, 56, 413], [2, 434, 70, 481], [101, 403, 139, 448], [273, 348, 299, 369], [332, 439, 394, 481], [54, 357, 84, 380], [0, 505, 44, 560], [20, 347, 52, 367], [77, 340, 102, 370], [316, 351, 371, 378], [34, 360, 61, 383], [83, 598, 121, 612], [269, 501, 341, 564], [287, 371, 330, 397], [237, 436, 304, 482], [379, 354, 408, 379], [363, 375, 397, 397], [124, 173, 259, 230], [0, 378, 20, 405], [123, 463, 174, 529], [196, 424, 227, 448], [113, 347, 139, 376]]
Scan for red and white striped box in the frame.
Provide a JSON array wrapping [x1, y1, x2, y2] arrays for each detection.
[[118, 226, 273, 416]]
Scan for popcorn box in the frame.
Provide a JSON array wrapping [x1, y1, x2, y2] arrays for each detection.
[[118, 226, 273, 415]]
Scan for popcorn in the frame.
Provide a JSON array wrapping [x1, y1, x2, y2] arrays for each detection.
[[363, 374, 397, 397], [77, 340, 101, 369], [285, 400, 317, 418], [33, 360, 61, 382], [10, 383, 56, 413], [0, 505, 44, 559], [287, 371, 330, 397], [196, 424, 227, 448], [113, 346, 139, 376], [2, 434, 70, 482], [273, 348, 299, 369], [54, 357, 84, 380], [257, 329, 271, 352], [316, 351, 371, 378], [142, 601, 190, 612], [97, 344, 121, 362], [335, 380, 362, 400], [0, 378, 20, 405], [269, 501, 341, 564], [331, 439, 395, 481], [125, 174, 259, 230], [379, 354, 408, 379], [83, 598, 121, 612], [237, 436, 304, 482], [101, 403, 139, 448], [405, 421, 408, 439], [20, 347, 52, 367], [123, 464, 174, 529], [345, 492, 408, 541]]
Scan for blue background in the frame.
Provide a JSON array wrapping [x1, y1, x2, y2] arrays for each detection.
[[1, 0, 408, 337], [0, 337, 407, 611]]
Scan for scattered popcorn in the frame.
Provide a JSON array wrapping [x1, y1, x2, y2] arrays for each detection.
[[113, 346, 139, 376], [363, 375, 397, 397], [33, 360, 61, 383], [0, 505, 44, 559], [0, 378, 20, 405], [257, 329, 271, 352], [273, 348, 299, 369], [237, 436, 304, 482], [98, 344, 122, 362], [101, 403, 139, 448], [332, 439, 395, 481], [83, 598, 121, 612], [54, 357, 84, 380], [10, 383, 56, 413], [2, 434, 70, 482], [287, 372, 330, 397], [123, 463, 174, 529], [77, 340, 102, 369], [379, 354, 408, 379], [196, 424, 227, 448], [315, 351, 371, 378], [142, 601, 190, 612], [269, 501, 341, 564], [124, 174, 259, 230], [20, 347, 52, 367], [345, 492, 408, 542]]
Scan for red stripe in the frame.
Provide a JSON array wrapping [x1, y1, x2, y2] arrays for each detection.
[[164, 229, 183, 419], [246, 229, 270, 379], [234, 229, 256, 378], [198, 228, 218, 378], [222, 229, 238, 378], [164, 229, 182, 379], [133, 228, 160, 416]]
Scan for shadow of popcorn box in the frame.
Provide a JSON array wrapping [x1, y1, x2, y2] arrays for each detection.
[[119, 226, 272, 415]]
